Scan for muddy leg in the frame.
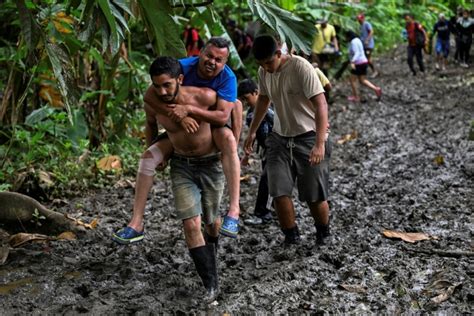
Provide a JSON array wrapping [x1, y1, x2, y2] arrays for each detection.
[[309, 200, 330, 244], [274, 196, 300, 244], [212, 127, 240, 219], [350, 74, 359, 98], [128, 139, 173, 232]]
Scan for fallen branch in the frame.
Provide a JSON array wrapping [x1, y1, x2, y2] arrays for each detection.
[[0, 192, 84, 233]]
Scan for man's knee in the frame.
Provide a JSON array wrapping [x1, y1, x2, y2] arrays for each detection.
[[213, 128, 237, 152], [183, 216, 203, 238], [138, 145, 164, 176]]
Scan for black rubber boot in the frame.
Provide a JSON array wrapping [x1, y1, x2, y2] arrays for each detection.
[[315, 223, 330, 245], [204, 231, 219, 256], [282, 225, 301, 245], [189, 244, 219, 303]]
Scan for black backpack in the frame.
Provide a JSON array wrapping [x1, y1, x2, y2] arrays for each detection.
[[414, 22, 426, 47]]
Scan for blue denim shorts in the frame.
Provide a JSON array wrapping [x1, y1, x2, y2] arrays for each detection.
[[170, 153, 224, 224], [435, 39, 450, 57], [265, 131, 331, 203]]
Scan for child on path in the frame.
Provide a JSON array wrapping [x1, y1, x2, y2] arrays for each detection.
[[238, 79, 274, 225], [345, 30, 382, 102]]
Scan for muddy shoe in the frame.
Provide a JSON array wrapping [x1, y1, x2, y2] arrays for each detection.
[[112, 226, 144, 244], [203, 286, 220, 304], [220, 215, 239, 238], [315, 224, 330, 245], [282, 226, 301, 246], [244, 213, 272, 225]]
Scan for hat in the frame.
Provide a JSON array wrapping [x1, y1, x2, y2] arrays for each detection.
[[317, 17, 328, 24], [357, 14, 365, 21], [439, 13, 445, 19]]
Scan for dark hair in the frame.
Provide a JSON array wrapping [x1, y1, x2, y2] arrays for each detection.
[[345, 30, 358, 41], [149, 56, 182, 78], [238, 79, 258, 97], [204, 36, 231, 51], [404, 13, 414, 19], [252, 35, 278, 61]]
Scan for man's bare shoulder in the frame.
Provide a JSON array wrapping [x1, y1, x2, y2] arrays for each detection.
[[181, 86, 217, 108], [144, 86, 157, 105]]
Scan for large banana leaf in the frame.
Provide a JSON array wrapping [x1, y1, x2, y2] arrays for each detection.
[[247, 0, 315, 55], [44, 43, 79, 123], [97, 0, 121, 55], [137, 0, 186, 57], [15, 0, 41, 59]]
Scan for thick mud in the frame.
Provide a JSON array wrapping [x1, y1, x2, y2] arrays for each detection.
[[1, 46, 473, 314]]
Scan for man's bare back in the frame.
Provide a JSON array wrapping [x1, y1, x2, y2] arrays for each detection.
[[144, 85, 217, 157]]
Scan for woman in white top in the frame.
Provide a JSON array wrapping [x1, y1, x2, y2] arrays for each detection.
[[346, 30, 382, 102]]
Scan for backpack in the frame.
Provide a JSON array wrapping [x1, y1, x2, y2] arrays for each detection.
[[414, 22, 426, 47]]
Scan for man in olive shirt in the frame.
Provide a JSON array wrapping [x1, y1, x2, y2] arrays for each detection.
[[244, 35, 331, 246]]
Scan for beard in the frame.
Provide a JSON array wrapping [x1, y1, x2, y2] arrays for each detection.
[[158, 84, 179, 104]]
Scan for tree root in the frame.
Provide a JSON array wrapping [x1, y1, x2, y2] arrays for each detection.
[[0, 191, 85, 233]]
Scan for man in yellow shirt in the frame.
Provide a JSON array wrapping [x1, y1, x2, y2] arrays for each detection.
[[311, 19, 340, 75]]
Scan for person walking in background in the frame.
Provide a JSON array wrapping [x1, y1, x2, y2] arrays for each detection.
[[238, 79, 274, 225], [456, 9, 474, 68], [311, 19, 340, 75], [245, 35, 332, 246], [226, 19, 253, 61], [432, 13, 451, 71], [357, 13, 379, 78], [345, 30, 382, 102], [404, 14, 427, 76], [451, 6, 464, 63], [183, 24, 203, 57]]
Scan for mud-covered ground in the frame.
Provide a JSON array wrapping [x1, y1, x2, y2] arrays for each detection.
[[1, 46, 473, 314]]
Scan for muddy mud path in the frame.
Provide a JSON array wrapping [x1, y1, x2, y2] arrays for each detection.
[[1, 46, 473, 314]]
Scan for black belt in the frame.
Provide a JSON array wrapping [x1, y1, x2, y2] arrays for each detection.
[[171, 153, 221, 165]]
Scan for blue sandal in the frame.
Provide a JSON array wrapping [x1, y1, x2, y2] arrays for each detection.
[[220, 216, 239, 238], [112, 227, 144, 244]]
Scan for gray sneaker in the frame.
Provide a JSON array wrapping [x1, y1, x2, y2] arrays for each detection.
[[244, 213, 272, 225]]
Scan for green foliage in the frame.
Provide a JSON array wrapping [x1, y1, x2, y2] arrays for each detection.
[[248, 1, 316, 55], [31, 208, 46, 227]]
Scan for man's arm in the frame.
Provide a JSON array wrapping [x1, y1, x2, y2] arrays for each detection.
[[244, 94, 271, 155], [308, 93, 328, 165], [144, 103, 158, 147], [331, 27, 340, 51], [168, 98, 233, 126]]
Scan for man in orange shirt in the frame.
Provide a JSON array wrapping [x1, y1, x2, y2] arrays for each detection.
[[404, 14, 427, 76]]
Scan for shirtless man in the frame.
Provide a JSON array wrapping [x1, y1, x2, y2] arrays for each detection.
[[142, 56, 223, 301], [113, 37, 241, 244]]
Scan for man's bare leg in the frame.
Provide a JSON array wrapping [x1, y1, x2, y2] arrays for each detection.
[[274, 195, 301, 245], [113, 139, 173, 244], [212, 128, 240, 216], [212, 127, 240, 237], [309, 200, 330, 244]]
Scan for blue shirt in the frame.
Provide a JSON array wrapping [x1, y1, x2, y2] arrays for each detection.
[[360, 21, 374, 49], [179, 56, 237, 102], [433, 20, 450, 40]]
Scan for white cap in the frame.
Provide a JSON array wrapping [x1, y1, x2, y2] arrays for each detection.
[[439, 13, 445, 19]]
